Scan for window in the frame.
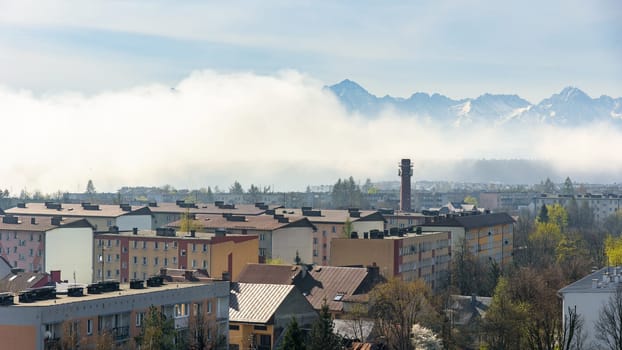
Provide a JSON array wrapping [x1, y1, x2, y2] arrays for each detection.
[[164, 258, 168, 266], [116, 239, 120, 246], [136, 312, 144, 327], [192, 243, 196, 252], [154, 257, 159, 266], [202, 260, 207, 269], [154, 241, 159, 250], [115, 254, 120, 261], [207, 301, 212, 314], [87, 319, 93, 335], [107, 254, 111, 262], [172, 257, 177, 265], [254, 325, 268, 331], [142, 257, 147, 265], [323, 256, 327, 261], [174, 303, 189, 317], [229, 324, 240, 330], [133, 256, 137, 264], [192, 259, 196, 268], [332, 226, 336, 233], [107, 240, 111, 247], [29, 234, 33, 241], [259, 234, 265, 241], [193, 303, 202, 316], [106, 270, 111, 278], [133, 241, 138, 249], [115, 269, 120, 276], [142, 241, 147, 249], [259, 248, 266, 257], [203, 244, 207, 252], [313, 237, 318, 244], [29, 249, 33, 257]]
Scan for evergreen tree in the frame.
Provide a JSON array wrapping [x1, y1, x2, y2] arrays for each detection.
[[229, 181, 244, 194], [206, 186, 214, 202], [279, 317, 306, 350], [309, 301, 341, 350], [538, 204, 549, 223], [86, 179, 96, 194], [563, 177, 575, 195]]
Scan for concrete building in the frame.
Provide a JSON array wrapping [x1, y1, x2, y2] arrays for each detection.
[[479, 191, 536, 212], [0, 279, 230, 350], [559, 266, 622, 348], [330, 230, 451, 291], [146, 200, 280, 228], [278, 208, 386, 265], [381, 209, 428, 230], [93, 228, 258, 283], [167, 213, 316, 265], [533, 193, 621, 224], [5, 202, 152, 231], [0, 215, 94, 283], [419, 212, 514, 267], [229, 282, 317, 350]]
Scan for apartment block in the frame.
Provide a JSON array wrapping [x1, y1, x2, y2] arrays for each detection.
[[0, 279, 230, 350], [5, 202, 152, 231], [0, 215, 94, 283], [330, 230, 451, 291], [94, 228, 258, 283], [533, 193, 621, 224]]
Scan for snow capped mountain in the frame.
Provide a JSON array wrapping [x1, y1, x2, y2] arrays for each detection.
[[327, 80, 621, 126]]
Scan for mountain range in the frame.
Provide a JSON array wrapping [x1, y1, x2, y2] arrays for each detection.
[[328, 80, 622, 126]]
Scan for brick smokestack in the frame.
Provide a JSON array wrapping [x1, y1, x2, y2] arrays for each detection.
[[399, 159, 413, 212]]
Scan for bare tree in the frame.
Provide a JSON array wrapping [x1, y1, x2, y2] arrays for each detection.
[[595, 287, 622, 350], [559, 306, 585, 350]]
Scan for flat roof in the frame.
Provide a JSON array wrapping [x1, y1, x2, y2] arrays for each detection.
[[279, 208, 385, 224], [97, 229, 252, 241], [5, 203, 147, 218], [147, 202, 279, 216], [167, 214, 315, 231], [8, 282, 217, 307]]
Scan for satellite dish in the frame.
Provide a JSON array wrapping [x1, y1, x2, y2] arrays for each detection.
[[44, 331, 52, 339]]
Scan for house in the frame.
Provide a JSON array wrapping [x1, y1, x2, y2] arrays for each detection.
[[167, 213, 316, 265], [235, 263, 383, 316], [0, 278, 230, 350], [558, 265, 622, 348], [0, 215, 94, 283], [5, 202, 152, 231], [93, 227, 258, 283], [330, 230, 452, 291], [418, 212, 514, 267], [278, 208, 386, 265], [229, 282, 318, 350]]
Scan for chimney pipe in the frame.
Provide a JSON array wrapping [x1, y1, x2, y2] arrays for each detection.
[[399, 159, 413, 212]]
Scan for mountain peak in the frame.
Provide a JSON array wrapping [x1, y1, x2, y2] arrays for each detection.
[[558, 86, 590, 101]]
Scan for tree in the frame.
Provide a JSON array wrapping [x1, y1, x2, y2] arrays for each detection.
[[206, 186, 214, 202], [180, 210, 203, 233], [343, 217, 353, 238], [94, 330, 115, 350], [135, 305, 176, 350], [559, 306, 585, 350], [578, 201, 594, 229], [187, 308, 226, 350], [547, 204, 569, 233], [410, 324, 442, 350], [566, 198, 580, 228], [563, 177, 574, 195], [279, 317, 306, 350], [229, 181, 244, 195], [369, 278, 434, 350], [463, 195, 478, 206], [482, 277, 528, 350], [542, 177, 556, 193], [605, 235, 622, 266], [595, 287, 622, 350], [538, 204, 549, 223], [308, 300, 341, 350], [604, 211, 622, 237], [246, 184, 261, 202], [331, 177, 363, 209], [86, 179, 96, 194]]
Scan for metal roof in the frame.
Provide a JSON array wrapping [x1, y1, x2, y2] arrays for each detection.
[[229, 283, 295, 324]]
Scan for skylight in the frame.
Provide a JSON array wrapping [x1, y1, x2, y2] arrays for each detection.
[[27, 276, 36, 283]]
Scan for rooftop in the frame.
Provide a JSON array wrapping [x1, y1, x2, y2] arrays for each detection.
[[147, 201, 280, 216], [96, 229, 256, 242], [559, 266, 622, 294], [5, 203, 148, 218], [5, 281, 217, 307], [422, 212, 515, 229], [229, 282, 295, 323], [279, 208, 386, 224], [0, 215, 92, 232], [0, 272, 50, 293], [167, 214, 316, 231]]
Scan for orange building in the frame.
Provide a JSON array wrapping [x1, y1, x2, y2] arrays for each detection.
[[0, 279, 229, 350], [330, 230, 451, 291], [94, 228, 258, 283]]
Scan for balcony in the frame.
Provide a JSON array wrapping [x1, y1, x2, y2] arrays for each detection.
[[174, 316, 189, 329], [112, 326, 130, 341]]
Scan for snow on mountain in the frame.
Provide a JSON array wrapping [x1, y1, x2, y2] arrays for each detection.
[[327, 80, 621, 126]]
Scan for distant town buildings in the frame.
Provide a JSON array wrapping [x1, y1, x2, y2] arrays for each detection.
[[533, 193, 621, 224]]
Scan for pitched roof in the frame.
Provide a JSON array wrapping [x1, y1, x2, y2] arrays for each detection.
[[0, 272, 50, 293], [5, 203, 148, 218], [0, 216, 92, 232], [236, 264, 302, 284], [229, 283, 295, 323], [235, 264, 370, 312], [147, 202, 277, 216], [447, 295, 492, 325], [423, 212, 515, 229], [167, 214, 315, 231]]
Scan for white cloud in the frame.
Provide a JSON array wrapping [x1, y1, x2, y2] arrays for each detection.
[[0, 69, 620, 193]]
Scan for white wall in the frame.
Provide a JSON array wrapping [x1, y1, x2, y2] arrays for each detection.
[[272, 227, 314, 264], [116, 214, 152, 231], [563, 290, 614, 349], [352, 220, 385, 236], [45, 227, 93, 283]]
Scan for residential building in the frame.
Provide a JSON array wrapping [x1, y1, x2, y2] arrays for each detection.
[[533, 193, 621, 224], [278, 208, 386, 265], [419, 212, 514, 267], [0, 215, 94, 283], [229, 282, 317, 350], [381, 209, 428, 230], [330, 230, 451, 291], [479, 191, 536, 211], [146, 200, 280, 228], [0, 279, 230, 350], [0, 256, 11, 279], [236, 263, 383, 317], [558, 266, 622, 348], [168, 213, 316, 265], [5, 202, 152, 231], [0, 271, 50, 293], [93, 228, 258, 283]]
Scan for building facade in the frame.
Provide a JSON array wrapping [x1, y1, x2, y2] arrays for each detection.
[[93, 228, 258, 283], [0, 280, 230, 350], [533, 193, 621, 224]]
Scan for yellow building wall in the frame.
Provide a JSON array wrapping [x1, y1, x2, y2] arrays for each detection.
[[208, 238, 259, 281], [229, 323, 275, 350], [330, 238, 395, 277]]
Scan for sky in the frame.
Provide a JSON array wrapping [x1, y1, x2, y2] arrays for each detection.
[[0, 0, 620, 193]]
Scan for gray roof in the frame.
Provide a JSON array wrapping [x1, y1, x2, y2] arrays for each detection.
[[229, 283, 295, 323], [423, 212, 514, 229], [559, 266, 622, 294]]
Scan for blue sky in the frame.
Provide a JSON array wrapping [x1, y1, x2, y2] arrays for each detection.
[[0, 0, 620, 192], [0, 0, 620, 102]]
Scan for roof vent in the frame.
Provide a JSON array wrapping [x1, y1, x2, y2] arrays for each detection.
[[18, 286, 56, 303], [148, 202, 158, 207], [45, 202, 62, 210], [215, 228, 227, 237], [67, 287, 84, 297], [0, 292, 14, 306], [130, 280, 144, 289], [120, 204, 132, 211], [16, 203, 26, 208], [2, 216, 19, 224], [277, 217, 289, 223], [87, 281, 119, 294], [146, 276, 164, 287], [155, 227, 176, 237], [226, 215, 246, 222]]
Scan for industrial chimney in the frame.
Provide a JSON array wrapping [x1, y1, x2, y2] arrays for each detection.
[[399, 158, 413, 212]]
